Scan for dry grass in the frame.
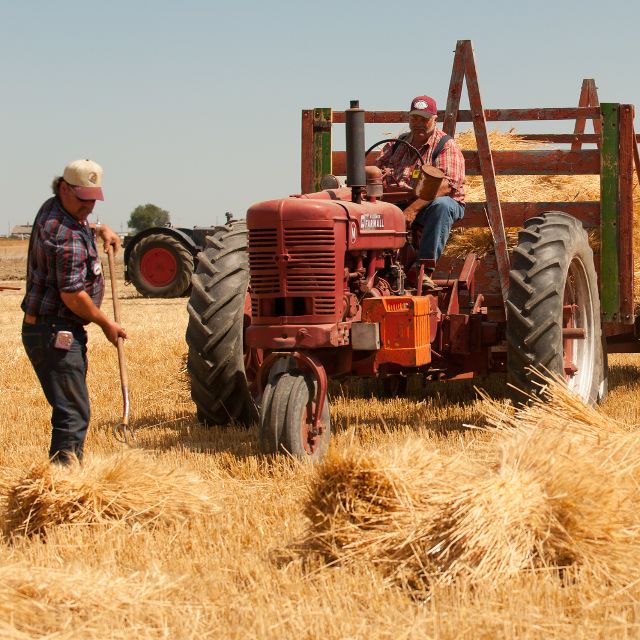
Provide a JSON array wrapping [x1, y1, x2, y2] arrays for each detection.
[[3, 281, 640, 637], [0, 563, 185, 639], [3, 253, 640, 635], [0, 239, 28, 281]]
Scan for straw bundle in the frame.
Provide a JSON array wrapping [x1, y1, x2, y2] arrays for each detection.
[[475, 376, 640, 581], [2, 450, 214, 537], [480, 371, 628, 439], [305, 441, 478, 563], [304, 377, 640, 587], [305, 440, 552, 587], [455, 129, 540, 152], [424, 467, 551, 585]]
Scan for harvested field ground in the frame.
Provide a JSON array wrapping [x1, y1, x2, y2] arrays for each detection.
[[0, 239, 29, 281], [2, 249, 640, 639]]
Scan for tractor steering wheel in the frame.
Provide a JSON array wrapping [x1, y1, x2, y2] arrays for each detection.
[[365, 138, 424, 167]]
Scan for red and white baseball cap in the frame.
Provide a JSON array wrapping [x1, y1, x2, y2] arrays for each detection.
[[63, 159, 104, 201], [409, 95, 437, 118]]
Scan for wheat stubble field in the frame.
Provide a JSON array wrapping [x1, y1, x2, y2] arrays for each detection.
[[3, 239, 640, 639]]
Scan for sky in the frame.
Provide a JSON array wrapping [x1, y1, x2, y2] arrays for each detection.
[[1, 0, 637, 234]]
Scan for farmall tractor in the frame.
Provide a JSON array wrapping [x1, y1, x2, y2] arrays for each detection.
[[185, 41, 640, 460]]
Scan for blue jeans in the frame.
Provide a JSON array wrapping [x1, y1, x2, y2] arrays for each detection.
[[22, 319, 90, 463], [415, 196, 465, 262]]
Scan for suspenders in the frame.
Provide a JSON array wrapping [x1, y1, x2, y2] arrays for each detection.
[[430, 134, 452, 163]]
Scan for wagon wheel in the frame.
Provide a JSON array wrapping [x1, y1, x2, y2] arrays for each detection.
[[260, 370, 331, 461], [506, 211, 607, 405], [128, 233, 193, 297]]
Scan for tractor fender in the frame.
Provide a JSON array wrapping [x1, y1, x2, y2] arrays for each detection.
[[124, 227, 199, 281]]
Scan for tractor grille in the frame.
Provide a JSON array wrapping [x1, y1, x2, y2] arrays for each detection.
[[283, 229, 335, 294], [249, 226, 338, 318], [248, 229, 278, 293]]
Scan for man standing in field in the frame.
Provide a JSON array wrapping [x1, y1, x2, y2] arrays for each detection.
[[21, 159, 127, 463], [376, 95, 465, 288]]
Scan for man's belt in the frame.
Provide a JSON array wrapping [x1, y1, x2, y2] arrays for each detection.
[[23, 313, 82, 326]]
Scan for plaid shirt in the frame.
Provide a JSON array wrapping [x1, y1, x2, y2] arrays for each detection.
[[376, 127, 465, 203], [21, 197, 104, 323]]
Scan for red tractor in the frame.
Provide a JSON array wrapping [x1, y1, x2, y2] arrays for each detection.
[[185, 41, 639, 460]]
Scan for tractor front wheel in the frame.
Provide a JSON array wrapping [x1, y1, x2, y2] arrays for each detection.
[[128, 233, 193, 298], [506, 211, 606, 405], [186, 221, 259, 427], [260, 369, 331, 461]]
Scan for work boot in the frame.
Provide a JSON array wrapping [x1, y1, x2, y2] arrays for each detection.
[[408, 262, 437, 292], [418, 264, 437, 291], [421, 273, 437, 290]]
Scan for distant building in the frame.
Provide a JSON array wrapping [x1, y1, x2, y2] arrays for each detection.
[[11, 224, 31, 239]]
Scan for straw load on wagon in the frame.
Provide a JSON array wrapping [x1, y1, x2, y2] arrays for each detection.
[[445, 129, 640, 302]]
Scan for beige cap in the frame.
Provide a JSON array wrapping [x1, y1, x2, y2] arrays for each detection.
[[63, 159, 104, 201]]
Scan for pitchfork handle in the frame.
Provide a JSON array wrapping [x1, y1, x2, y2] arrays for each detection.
[[107, 246, 129, 405]]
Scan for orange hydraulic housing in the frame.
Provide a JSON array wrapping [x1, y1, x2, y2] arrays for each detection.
[[362, 296, 431, 367]]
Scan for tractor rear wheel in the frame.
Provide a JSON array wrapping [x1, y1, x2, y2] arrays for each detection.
[[260, 369, 331, 461], [128, 233, 193, 297], [506, 212, 606, 406], [185, 221, 259, 427]]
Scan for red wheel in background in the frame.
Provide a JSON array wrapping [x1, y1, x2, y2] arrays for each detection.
[[139, 246, 178, 287], [128, 233, 193, 297]]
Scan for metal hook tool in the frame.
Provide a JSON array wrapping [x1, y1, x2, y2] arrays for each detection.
[[107, 244, 135, 445]]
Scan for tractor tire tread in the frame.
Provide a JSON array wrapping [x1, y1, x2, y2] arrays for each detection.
[[185, 221, 258, 427], [507, 211, 604, 406]]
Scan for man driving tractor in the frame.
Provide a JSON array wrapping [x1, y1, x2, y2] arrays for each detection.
[[375, 95, 465, 288]]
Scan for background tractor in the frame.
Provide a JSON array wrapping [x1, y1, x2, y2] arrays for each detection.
[[185, 40, 639, 460], [123, 214, 235, 297]]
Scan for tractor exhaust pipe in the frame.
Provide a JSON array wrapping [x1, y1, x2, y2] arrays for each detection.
[[345, 99, 365, 204]]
